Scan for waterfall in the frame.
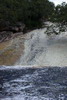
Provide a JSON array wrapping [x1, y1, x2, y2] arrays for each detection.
[[16, 22, 67, 66], [1, 22, 67, 100]]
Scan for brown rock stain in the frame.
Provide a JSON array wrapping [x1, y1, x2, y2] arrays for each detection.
[[0, 34, 26, 65]]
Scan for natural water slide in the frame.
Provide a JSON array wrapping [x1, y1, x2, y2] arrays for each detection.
[[0, 22, 67, 100], [16, 22, 67, 67]]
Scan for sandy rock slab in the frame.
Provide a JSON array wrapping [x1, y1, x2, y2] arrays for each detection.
[[0, 34, 26, 65]]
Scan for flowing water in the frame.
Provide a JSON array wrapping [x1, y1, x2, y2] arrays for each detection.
[[0, 67, 67, 100], [16, 22, 67, 66], [0, 22, 67, 100]]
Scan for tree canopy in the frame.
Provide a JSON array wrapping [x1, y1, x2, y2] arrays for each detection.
[[0, 0, 55, 28], [0, 0, 67, 29], [53, 2, 67, 23]]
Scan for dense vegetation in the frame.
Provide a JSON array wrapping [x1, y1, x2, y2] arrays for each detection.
[[54, 2, 67, 23], [0, 0, 67, 30], [0, 0, 54, 29]]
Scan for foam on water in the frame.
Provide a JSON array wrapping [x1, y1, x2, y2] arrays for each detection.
[[0, 67, 67, 100], [16, 22, 67, 66], [0, 65, 33, 70]]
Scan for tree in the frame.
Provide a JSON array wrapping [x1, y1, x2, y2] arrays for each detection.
[[0, 0, 55, 29]]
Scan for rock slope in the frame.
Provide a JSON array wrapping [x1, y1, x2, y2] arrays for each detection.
[[17, 22, 67, 66], [0, 33, 26, 65], [1, 22, 67, 66]]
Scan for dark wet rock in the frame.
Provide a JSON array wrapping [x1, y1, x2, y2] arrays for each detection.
[[0, 21, 10, 32], [0, 21, 25, 42], [0, 31, 13, 42], [45, 22, 67, 36], [9, 23, 25, 33], [0, 20, 25, 32], [16, 22, 25, 32]]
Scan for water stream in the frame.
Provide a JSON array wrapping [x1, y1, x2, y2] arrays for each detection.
[[0, 67, 67, 100], [0, 22, 67, 100], [16, 22, 67, 66]]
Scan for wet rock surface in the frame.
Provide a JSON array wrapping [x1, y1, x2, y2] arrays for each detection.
[[1, 22, 67, 66], [0, 34, 27, 65], [0, 67, 67, 100], [0, 21, 25, 42]]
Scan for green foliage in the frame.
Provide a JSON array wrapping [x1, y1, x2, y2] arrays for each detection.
[[53, 2, 67, 23], [0, 0, 55, 29], [1, 0, 67, 30]]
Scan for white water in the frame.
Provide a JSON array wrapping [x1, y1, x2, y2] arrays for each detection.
[[16, 22, 67, 67], [1, 67, 67, 100]]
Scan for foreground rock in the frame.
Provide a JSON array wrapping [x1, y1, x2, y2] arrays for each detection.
[[0, 21, 25, 32], [0, 33, 27, 65], [0, 22, 25, 42]]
